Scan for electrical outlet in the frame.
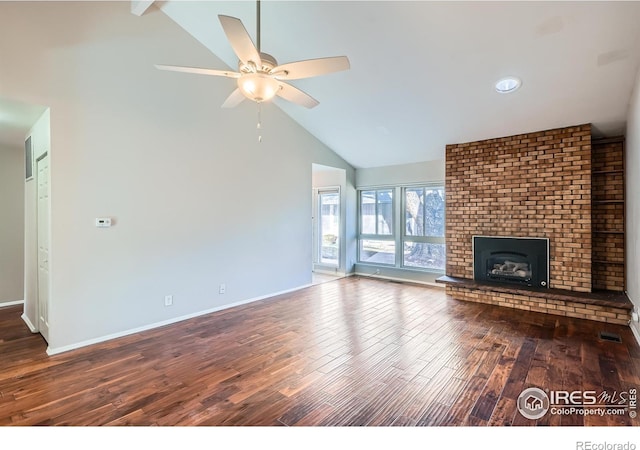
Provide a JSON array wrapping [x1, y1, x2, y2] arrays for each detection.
[[164, 295, 173, 306], [219, 284, 226, 294]]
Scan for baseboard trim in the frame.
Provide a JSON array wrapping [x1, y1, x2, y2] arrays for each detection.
[[21, 313, 38, 333], [354, 272, 444, 289], [631, 321, 640, 348], [313, 268, 346, 277], [45, 283, 312, 356], [0, 300, 24, 308]]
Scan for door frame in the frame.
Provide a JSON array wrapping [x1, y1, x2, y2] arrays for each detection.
[[35, 152, 50, 342], [313, 186, 341, 271]]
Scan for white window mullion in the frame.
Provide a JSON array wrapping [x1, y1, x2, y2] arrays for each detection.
[[395, 186, 402, 268]]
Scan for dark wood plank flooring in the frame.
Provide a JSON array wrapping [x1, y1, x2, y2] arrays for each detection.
[[1, 276, 639, 426]]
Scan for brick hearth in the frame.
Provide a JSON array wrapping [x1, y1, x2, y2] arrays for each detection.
[[438, 276, 632, 325]]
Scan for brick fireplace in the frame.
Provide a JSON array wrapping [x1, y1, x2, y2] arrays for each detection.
[[438, 124, 632, 325]]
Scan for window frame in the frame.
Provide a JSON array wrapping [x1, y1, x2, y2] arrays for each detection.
[[358, 188, 394, 237], [357, 188, 396, 266], [356, 184, 445, 273], [401, 185, 446, 272], [317, 187, 341, 268]]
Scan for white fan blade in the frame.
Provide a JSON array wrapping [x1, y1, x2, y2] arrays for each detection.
[[277, 82, 319, 109], [271, 56, 350, 80], [221, 88, 246, 109], [155, 64, 240, 79], [218, 15, 261, 67]]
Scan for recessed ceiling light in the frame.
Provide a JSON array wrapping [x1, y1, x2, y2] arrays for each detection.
[[495, 77, 522, 94]]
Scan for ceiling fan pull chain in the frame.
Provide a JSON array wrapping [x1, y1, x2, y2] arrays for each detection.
[[257, 102, 263, 143]]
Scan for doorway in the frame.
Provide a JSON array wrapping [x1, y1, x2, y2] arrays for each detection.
[[311, 164, 346, 285]]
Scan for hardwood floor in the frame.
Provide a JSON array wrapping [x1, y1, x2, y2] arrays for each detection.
[[1, 276, 639, 426]]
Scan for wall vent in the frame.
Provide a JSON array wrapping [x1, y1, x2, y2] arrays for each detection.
[[598, 331, 622, 343]]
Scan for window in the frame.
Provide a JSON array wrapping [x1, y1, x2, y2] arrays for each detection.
[[360, 189, 393, 235], [318, 189, 340, 266], [403, 186, 445, 271], [359, 239, 396, 265], [359, 189, 395, 265], [357, 185, 445, 272]]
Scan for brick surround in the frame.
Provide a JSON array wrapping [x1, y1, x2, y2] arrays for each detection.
[[440, 124, 634, 324], [445, 124, 592, 292]]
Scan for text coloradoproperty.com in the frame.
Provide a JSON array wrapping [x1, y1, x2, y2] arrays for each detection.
[[552, 407, 629, 416]]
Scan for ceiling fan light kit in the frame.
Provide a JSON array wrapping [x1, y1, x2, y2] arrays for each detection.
[[239, 72, 281, 103], [237, 52, 281, 103], [155, 1, 350, 109]]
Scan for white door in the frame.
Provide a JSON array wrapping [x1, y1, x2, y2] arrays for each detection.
[[37, 155, 50, 343]]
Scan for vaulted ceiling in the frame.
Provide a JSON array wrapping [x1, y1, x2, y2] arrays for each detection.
[[156, 1, 640, 168], [2, 1, 640, 169]]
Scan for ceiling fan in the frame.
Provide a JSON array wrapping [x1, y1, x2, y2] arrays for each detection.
[[155, 1, 350, 109]]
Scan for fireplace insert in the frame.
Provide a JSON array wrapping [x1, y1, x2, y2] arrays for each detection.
[[473, 236, 549, 288]]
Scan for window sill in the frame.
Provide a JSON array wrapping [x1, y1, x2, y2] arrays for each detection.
[[356, 262, 445, 275]]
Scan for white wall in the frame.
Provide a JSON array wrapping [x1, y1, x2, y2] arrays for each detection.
[[356, 160, 445, 188], [0, 144, 25, 304], [313, 166, 344, 188], [626, 66, 640, 340], [0, 2, 353, 353]]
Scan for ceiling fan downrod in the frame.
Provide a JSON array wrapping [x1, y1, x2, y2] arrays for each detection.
[[256, 0, 261, 53]]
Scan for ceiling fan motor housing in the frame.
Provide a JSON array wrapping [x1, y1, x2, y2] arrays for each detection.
[[240, 52, 278, 74]]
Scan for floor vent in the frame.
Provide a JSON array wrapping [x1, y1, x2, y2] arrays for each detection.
[[599, 331, 622, 343]]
